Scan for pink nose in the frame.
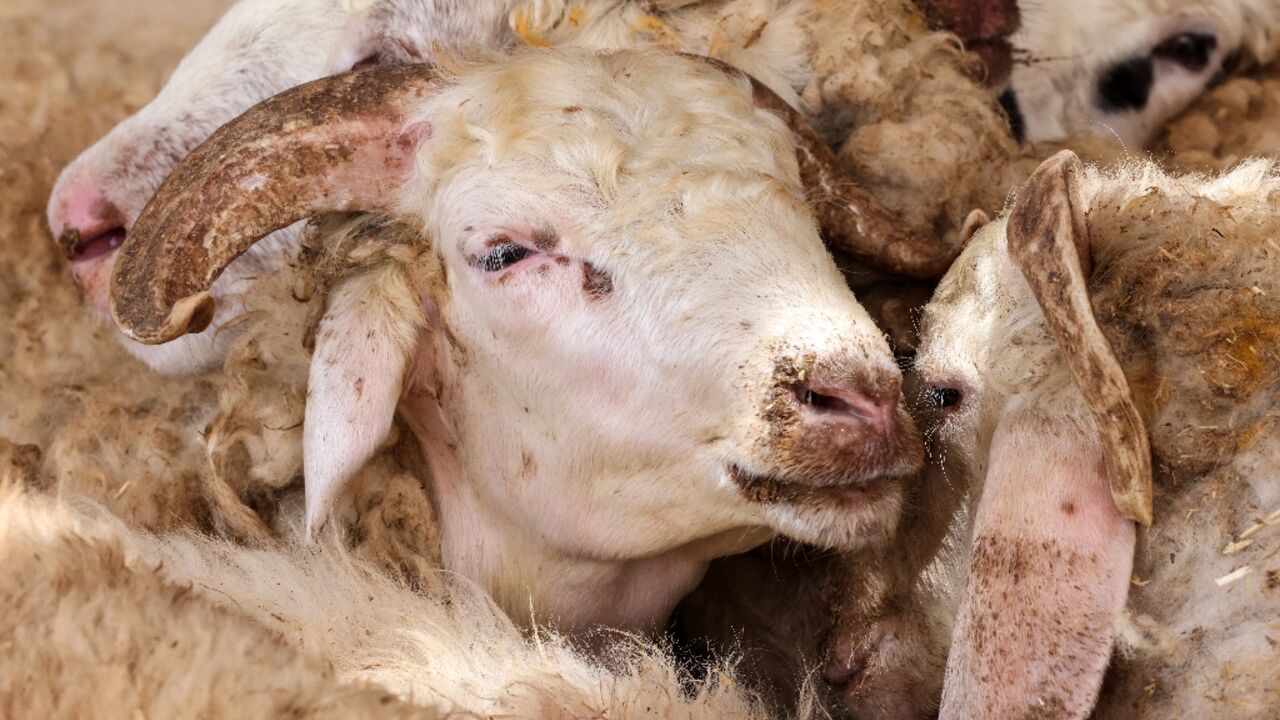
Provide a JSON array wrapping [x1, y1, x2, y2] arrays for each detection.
[[795, 377, 899, 439], [50, 179, 127, 261]]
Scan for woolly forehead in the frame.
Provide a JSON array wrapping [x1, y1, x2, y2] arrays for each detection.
[[403, 51, 812, 260]]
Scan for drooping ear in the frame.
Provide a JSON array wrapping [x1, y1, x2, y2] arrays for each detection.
[[1006, 150, 1154, 526], [303, 258, 426, 538], [110, 63, 444, 345]]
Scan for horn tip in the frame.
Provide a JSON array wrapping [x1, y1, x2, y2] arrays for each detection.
[[114, 291, 217, 344]]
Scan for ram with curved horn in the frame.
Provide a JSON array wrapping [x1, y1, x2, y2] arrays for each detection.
[[53, 0, 1001, 374], [114, 56, 953, 346], [109, 49, 925, 633]]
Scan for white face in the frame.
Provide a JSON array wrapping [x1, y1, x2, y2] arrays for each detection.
[[1005, 0, 1276, 145], [254, 52, 930, 630], [912, 222, 1034, 475], [394, 55, 922, 567]]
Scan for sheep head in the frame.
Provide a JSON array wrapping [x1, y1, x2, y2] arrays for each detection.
[[45, 0, 517, 374], [911, 151, 1146, 718], [110, 50, 925, 631], [914, 151, 1280, 717], [1005, 0, 1280, 145]]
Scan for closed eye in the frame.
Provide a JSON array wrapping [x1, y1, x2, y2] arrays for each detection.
[[471, 239, 534, 272]]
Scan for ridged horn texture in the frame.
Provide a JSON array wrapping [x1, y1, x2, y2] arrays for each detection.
[[692, 55, 960, 279], [111, 63, 441, 344], [1006, 150, 1154, 526]]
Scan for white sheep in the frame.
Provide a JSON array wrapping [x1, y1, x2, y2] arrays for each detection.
[[47, 0, 1010, 373], [1002, 0, 1280, 145], [908, 151, 1280, 718], [105, 49, 928, 636]]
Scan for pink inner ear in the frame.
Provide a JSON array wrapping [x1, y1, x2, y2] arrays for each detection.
[[940, 410, 1136, 719]]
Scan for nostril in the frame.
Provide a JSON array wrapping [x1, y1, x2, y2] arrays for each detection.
[[61, 226, 126, 262], [794, 382, 898, 436], [52, 180, 126, 260], [798, 386, 854, 414]]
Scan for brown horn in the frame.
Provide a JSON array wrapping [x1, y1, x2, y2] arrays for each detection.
[[691, 56, 959, 279], [110, 63, 442, 344], [1006, 150, 1154, 526]]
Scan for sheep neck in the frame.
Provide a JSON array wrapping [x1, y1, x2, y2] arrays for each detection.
[[397, 386, 772, 635]]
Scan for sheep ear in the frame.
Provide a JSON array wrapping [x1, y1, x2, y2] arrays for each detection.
[[1006, 150, 1154, 526], [303, 261, 425, 538]]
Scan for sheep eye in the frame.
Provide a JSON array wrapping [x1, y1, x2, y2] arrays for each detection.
[[1152, 32, 1217, 72], [929, 387, 962, 409], [474, 241, 532, 272]]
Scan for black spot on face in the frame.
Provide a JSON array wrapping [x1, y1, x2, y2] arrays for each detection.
[[1153, 32, 1217, 72], [1097, 56, 1154, 111], [998, 88, 1025, 142]]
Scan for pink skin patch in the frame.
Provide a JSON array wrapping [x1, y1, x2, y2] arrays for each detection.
[[50, 178, 128, 318], [69, 251, 118, 321], [940, 411, 1136, 719]]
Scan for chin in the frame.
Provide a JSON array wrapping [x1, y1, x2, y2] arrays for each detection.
[[115, 327, 233, 375], [760, 479, 904, 550]]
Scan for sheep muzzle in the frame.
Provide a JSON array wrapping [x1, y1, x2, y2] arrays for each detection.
[[732, 355, 922, 512]]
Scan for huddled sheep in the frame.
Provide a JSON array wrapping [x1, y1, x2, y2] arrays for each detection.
[[883, 152, 1280, 719], [46, 0, 1020, 375], [9, 0, 1280, 717]]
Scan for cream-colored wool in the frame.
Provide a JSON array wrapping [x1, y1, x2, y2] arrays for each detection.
[[1158, 60, 1280, 171], [915, 160, 1280, 719], [507, 0, 1018, 262], [0, 484, 798, 720]]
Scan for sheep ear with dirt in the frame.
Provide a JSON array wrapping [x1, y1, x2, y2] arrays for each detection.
[[912, 152, 1280, 719]]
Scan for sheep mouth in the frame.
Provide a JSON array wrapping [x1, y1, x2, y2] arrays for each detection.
[[727, 464, 897, 508], [60, 227, 126, 263]]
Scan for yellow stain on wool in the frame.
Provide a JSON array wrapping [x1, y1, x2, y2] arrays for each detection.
[[512, 8, 554, 48]]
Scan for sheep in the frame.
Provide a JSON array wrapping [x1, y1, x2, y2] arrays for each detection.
[[0, 483, 802, 720], [904, 151, 1280, 718], [47, 0, 1014, 374], [4, 11, 806, 715], [104, 49, 931, 636], [1001, 0, 1280, 146]]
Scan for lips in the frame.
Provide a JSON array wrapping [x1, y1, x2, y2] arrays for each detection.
[[60, 227, 126, 263], [728, 464, 896, 507]]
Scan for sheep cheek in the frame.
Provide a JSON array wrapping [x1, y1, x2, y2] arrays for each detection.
[[940, 411, 1135, 720]]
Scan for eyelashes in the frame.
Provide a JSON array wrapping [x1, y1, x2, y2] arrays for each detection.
[[471, 238, 534, 272]]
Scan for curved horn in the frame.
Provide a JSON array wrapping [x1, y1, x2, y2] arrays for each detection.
[[692, 56, 960, 279], [1006, 150, 1154, 526], [111, 63, 441, 344]]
